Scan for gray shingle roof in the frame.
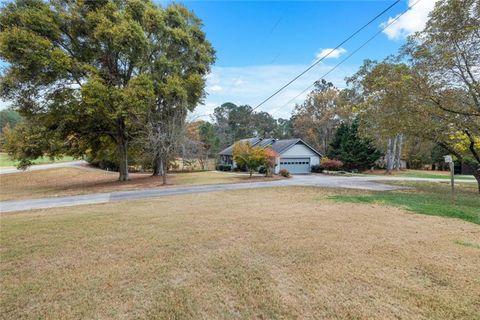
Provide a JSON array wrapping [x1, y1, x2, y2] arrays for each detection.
[[269, 139, 300, 154], [218, 137, 261, 156], [218, 138, 322, 157]]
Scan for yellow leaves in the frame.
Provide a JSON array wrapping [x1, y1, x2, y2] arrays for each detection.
[[447, 131, 480, 155], [232, 142, 268, 170]]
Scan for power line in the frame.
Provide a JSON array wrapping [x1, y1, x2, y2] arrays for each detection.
[[269, 0, 423, 117], [251, 0, 401, 112]]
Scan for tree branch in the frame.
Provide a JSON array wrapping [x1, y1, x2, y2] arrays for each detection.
[[464, 129, 480, 163]]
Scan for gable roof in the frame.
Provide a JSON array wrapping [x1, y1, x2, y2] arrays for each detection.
[[219, 138, 322, 157], [271, 139, 323, 157], [218, 137, 261, 156]]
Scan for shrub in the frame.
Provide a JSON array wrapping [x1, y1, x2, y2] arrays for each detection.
[[279, 168, 290, 177], [311, 164, 324, 173], [320, 157, 343, 171], [258, 165, 267, 174], [216, 164, 231, 171]]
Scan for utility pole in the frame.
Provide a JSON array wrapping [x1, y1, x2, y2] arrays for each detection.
[[444, 155, 455, 205]]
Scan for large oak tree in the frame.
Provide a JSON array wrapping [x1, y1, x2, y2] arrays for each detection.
[[0, 0, 214, 181]]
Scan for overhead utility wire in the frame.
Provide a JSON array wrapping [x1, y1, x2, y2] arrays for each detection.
[[269, 0, 422, 117], [251, 0, 401, 112]]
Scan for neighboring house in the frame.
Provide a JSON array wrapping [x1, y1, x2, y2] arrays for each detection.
[[218, 138, 323, 174]]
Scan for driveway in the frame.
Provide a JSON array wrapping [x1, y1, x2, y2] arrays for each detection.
[[1, 174, 408, 213], [2, 173, 475, 213], [0, 160, 87, 174]]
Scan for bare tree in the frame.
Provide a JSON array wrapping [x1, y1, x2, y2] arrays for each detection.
[[143, 106, 188, 185]]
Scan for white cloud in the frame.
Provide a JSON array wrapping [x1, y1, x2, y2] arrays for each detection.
[[381, 0, 438, 40], [315, 47, 347, 60], [209, 84, 222, 92], [193, 63, 354, 120]]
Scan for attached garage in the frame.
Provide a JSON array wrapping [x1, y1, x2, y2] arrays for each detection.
[[274, 140, 322, 174], [218, 138, 323, 175], [279, 158, 311, 174]]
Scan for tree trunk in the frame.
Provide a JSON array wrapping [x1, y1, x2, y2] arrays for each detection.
[[390, 135, 397, 171], [395, 134, 403, 170], [152, 156, 161, 176], [474, 174, 480, 194], [117, 138, 129, 181], [116, 117, 129, 181], [385, 138, 392, 174], [471, 165, 480, 194], [161, 158, 167, 185], [249, 168, 253, 177]]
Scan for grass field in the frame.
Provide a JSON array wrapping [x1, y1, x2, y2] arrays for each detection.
[[332, 181, 480, 225], [1, 187, 479, 319], [0, 167, 281, 201], [0, 152, 75, 167], [365, 169, 475, 180]]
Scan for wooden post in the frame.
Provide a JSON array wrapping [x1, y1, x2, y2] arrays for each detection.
[[450, 161, 455, 205], [444, 155, 454, 205]]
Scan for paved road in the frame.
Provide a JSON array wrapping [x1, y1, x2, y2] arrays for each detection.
[[0, 160, 87, 174], [1, 173, 475, 213], [1, 175, 407, 213]]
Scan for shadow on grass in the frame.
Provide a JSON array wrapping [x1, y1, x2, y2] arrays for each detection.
[[330, 182, 480, 225]]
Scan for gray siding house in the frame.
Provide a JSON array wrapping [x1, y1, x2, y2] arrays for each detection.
[[218, 138, 323, 174]]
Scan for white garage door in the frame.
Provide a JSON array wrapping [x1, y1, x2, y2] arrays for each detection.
[[280, 158, 310, 174]]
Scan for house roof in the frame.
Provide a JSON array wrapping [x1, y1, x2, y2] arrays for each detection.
[[218, 137, 261, 156], [218, 138, 322, 157]]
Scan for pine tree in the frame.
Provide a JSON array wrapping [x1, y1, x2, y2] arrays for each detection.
[[327, 119, 381, 171]]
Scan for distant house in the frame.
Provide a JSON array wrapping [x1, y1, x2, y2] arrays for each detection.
[[218, 138, 323, 174]]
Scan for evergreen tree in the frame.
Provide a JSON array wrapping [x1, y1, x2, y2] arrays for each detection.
[[328, 119, 381, 171]]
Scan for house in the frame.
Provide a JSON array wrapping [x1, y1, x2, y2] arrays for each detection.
[[218, 138, 323, 174]]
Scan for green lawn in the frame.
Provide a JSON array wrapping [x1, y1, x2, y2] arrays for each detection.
[[331, 181, 480, 224], [396, 171, 475, 180], [0, 152, 75, 167], [1, 187, 479, 319]]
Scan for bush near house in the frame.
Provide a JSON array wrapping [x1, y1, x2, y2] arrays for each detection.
[[279, 169, 290, 177], [320, 157, 343, 171], [311, 164, 324, 173], [216, 164, 232, 171]]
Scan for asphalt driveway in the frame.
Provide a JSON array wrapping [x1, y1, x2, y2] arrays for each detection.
[[1, 174, 408, 213], [2, 173, 475, 213]]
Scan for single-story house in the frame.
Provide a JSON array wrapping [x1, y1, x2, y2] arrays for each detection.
[[218, 138, 323, 174]]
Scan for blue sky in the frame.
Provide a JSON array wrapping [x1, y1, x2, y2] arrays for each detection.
[[1, 0, 438, 118], [165, 0, 437, 119]]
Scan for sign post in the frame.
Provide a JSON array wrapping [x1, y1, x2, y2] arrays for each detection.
[[444, 155, 454, 205]]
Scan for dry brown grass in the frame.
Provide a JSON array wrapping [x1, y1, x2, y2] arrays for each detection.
[[1, 187, 479, 319], [0, 167, 282, 201]]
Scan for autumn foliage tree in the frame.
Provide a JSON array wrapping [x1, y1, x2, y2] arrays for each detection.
[[292, 80, 345, 154], [263, 148, 279, 177], [232, 142, 268, 177]]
